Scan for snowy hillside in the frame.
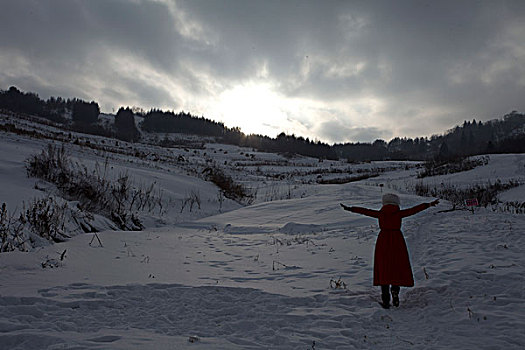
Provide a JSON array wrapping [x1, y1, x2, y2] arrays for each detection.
[[0, 112, 524, 349]]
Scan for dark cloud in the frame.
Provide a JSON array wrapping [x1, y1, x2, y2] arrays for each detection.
[[1, 0, 524, 143], [0, 0, 180, 71]]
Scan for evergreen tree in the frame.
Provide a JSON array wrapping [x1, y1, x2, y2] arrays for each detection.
[[115, 107, 140, 142], [72, 100, 100, 125], [438, 142, 451, 160]]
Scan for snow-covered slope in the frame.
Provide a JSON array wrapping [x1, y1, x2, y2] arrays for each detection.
[[0, 113, 524, 349]]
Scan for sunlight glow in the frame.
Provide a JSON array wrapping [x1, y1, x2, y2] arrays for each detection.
[[216, 82, 292, 137]]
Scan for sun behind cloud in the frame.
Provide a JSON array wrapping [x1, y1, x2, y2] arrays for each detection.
[[216, 82, 293, 137]]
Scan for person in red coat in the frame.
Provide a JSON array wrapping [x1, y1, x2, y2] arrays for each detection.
[[341, 193, 439, 308]]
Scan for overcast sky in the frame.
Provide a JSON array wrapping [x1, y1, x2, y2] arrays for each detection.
[[1, 0, 524, 143]]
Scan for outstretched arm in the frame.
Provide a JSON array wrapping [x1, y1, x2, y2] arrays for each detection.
[[340, 203, 380, 218], [400, 199, 439, 218]]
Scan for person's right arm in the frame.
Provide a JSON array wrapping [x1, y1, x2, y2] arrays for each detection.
[[341, 204, 380, 218]]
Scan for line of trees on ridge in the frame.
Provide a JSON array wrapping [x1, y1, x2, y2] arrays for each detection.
[[1, 86, 524, 161]]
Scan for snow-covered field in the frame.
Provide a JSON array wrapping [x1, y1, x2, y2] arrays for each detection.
[[1, 113, 524, 349]]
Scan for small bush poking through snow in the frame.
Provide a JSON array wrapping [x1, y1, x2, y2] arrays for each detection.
[[330, 278, 347, 290], [1, 199, 70, 252], [417, 156, 489, 178], [26, 143, 70, 184], [21, 196, 69, 243], [0, 203, 27, 252], [202, 166, 253, 203], [25, 144, 162, 230], [414, 179, 523, 209], [180, 190, 201, 213]]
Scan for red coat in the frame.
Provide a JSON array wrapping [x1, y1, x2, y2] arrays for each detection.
[[349, 203, 430, 287]]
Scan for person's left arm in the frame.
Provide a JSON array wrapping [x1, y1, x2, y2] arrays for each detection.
[[400, 199, 439, 217]]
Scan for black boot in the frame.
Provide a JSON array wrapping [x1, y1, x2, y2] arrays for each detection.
[[391, 285, 400, 307], [380, 285, 390, 309]]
